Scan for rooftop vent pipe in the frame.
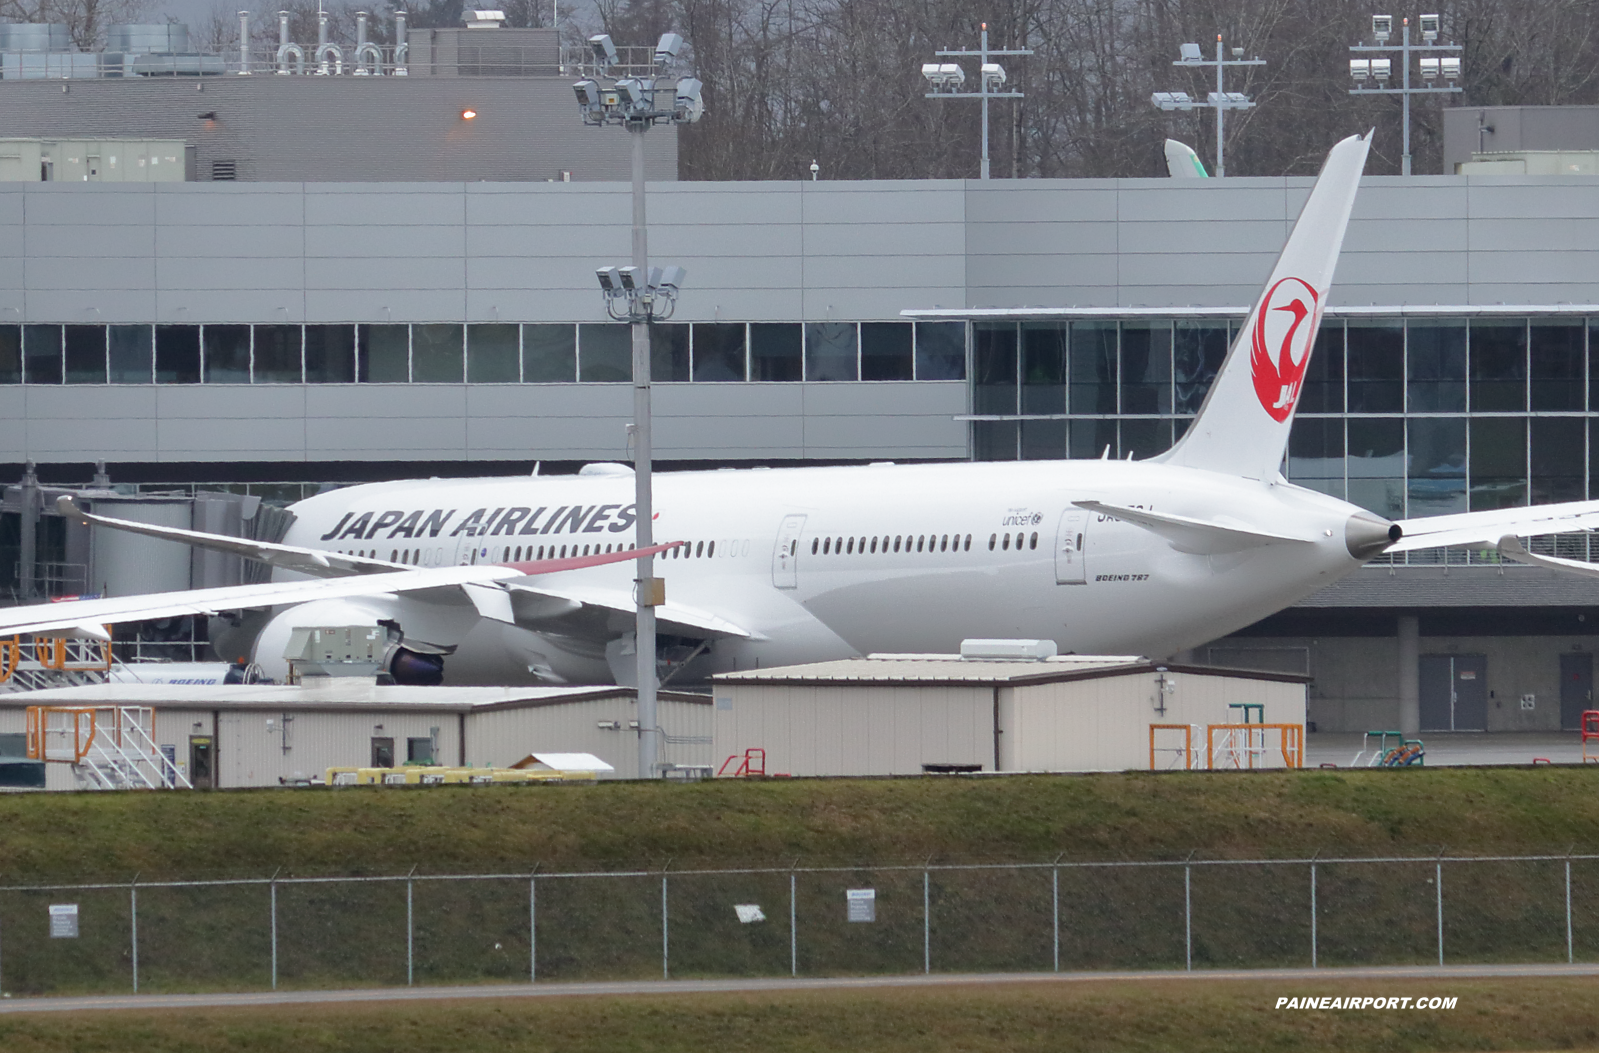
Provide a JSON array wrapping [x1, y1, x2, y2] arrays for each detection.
[[238, 10, 250, 73], [276, 10, 304, 74], [353, 10, 380, 75], [392, 9, 407, 75], [314, 8, 343, 74]]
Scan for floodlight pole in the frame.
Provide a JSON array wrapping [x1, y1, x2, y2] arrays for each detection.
[[1349, 18, 1463, 176], [1169, 36, 1264, 178], [927, 23, 1031, 179], [627, 119, 659, 783]]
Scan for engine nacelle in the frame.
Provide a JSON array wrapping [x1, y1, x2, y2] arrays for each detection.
[[250, 596, 468, 684]]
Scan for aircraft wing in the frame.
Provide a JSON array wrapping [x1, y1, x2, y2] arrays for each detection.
[[0, 542, 685, 638], [506, 581, 760, 640], [1073, 500, 1314, 555], [1496, 535, 1599, 577], [1388, 500, 1599, 553], [57, 495, 394, 578]]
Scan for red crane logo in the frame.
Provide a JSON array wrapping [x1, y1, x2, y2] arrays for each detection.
[[1250, 277, 1320, 422]]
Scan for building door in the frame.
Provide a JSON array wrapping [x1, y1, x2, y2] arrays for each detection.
[[371, 737, 394, 768], [771, 514, 805, 589], [1054, 508, 1087, 584], [1561, 652, 1593, 730], [188, 735, 214, 789], [1419, 654, 1487, 731]]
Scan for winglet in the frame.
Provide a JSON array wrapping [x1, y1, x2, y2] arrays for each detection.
[[1157, 132, 1371, 481]]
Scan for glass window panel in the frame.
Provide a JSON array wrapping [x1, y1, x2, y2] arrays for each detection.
[[1531, 417, 1585, 504], [973, 420, 1017, 461], [860, 322, 912, 380], [1346, 417, 1405, 519], [915, 321, 965, 380], [412, 323, 464, 383], [0, 325, 21, 383], [522, 324, 576, 382], [155, 325, 200, 383], [1069, 321, 1116, 414], [357, 324, 409, 383], [1021, 420, 1066, 460], [466, 323, 519, 383], [750, 323, 801, 381], [578, 323, 631, 382], [1406, 321, 1465, 412], [1590, 420, 1599, 502], [63, 325, 105, 384], [692, 323, 746, 382], [108, 325, 152, 383], [1345, 319, 1403, 412], [1469, 319, 1527, 412], [1298, 322, 1345, 413], [804, 322, 858, 381], [1469, 417, 1527, 510], [651, 323, 690, 382], [1287, 417, 1345, 499], [1119, 323, 1172, 414], [1406, 417, 1467, 516], [202, 324, 250, 383], [254, 324, 303, 383], [972, 323, 1017, 416], [1530, 322, 1584, 411], [1119, 418, 1172, 460], [23, 324, 61, 384], [1069, 419, 1117, 459], [1590, 321, 1599, 411], [1173, 323, 1229, 414], [304, 324, 355, 383], [1020, 324, 1065, 415]]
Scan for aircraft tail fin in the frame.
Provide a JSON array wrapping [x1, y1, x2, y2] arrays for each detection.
[[1157, 132, 1371, 481]]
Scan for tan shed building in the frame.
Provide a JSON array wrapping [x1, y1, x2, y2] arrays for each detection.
[[711, 656, 1307, 777], [0, 682, 710, 790]]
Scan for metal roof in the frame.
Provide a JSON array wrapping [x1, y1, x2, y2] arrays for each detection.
[[0, 682, 709, 713], [714, 655, 1307, 687]]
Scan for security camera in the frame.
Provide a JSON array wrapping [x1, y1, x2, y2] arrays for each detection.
[[1371, 14, 1392, 42], [1419, 13, 1440, 41], [614, 77, 648, 110], [573, 79, 600, 109], [596, 266, 621, 292], [617, 266, 639, 291], [656, 265, 686, 293]]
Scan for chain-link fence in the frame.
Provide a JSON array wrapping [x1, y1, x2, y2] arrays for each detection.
[[3, 854, 1598, 996]]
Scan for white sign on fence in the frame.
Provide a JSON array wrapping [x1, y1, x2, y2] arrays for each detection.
[[48, 903, 78, 938], [734, 904, 765, 923], [846, 888, 876, 923]]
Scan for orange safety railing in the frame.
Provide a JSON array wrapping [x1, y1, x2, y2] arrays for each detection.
[[0, 632, 113, 681], [717, 747, 766, 778], [1583, 710, 1599, 764], [1148, 723, 1197, 770], [1206, 723, 1303, 770], [27, 705, 99, 763]]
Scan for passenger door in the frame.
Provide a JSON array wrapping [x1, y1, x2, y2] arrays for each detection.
[[772, 514, 806, 589], [1561, 652, 1593, 730], [1054, 508, 1087, 584]]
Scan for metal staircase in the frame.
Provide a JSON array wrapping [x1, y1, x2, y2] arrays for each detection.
[[26, 704, 191, 789], [0, 635, 112, 692]]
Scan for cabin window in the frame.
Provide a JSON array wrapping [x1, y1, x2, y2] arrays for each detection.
[[1002, 534, 1010, 551], [708, 541, 716, 557], [940, 535, 949, 552], [1030, 532, 1039, 550], [870, 537, 878, 553], [390, 549, 397, 561], [823, 538, 831, 554], [988, 534, 996, 550], [846, 538, 854, 554], [697, 541, 705, 558], [812, 539, 819, 555]]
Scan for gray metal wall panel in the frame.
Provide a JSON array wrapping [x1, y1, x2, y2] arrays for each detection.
[[967, 221, 1117, 256], [26, 417, 158, 458], [1469, 217, 1599, 251], [1467, 181, 1599, 218], [26, 255, 157, 291], [964, 184, 1118, 223]]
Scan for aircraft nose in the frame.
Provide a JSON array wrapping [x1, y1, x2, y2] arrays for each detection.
[[1345, 511, 1401, 560]]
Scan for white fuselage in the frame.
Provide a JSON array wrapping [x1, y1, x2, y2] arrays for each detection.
[[270, 460, 1374, 684]]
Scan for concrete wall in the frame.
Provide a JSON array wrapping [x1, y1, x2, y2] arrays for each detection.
[[1253, 634, 1597, 733], [469, 697, 712, 773]]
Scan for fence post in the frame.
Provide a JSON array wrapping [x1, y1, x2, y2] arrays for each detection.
[[1052, 867, 1060, 973], [1435, 861, 1444, 966], [789, 870, 797, 978], [130, 879, 139, 994], [1309, 863, 1317, 969], [1183, 865, 1192, 972], [1566, 859, 1574, 966], [529, 875, 537, 983], [406, 874, 414, 987], [922, 870, 930, 975], [661, 874, 669, 980], [270, 873, 278, 991]]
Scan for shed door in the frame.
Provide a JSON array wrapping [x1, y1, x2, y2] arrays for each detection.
[[1054, 508, 1087, 584], [1561, 652, 1593, 730], [1420, 654, 1487, 731], [772, 514, 806, 589]]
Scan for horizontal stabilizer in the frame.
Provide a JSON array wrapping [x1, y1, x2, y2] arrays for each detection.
[[1073, 500, 1313, 555], [1497, 535, 1599, 578], [1389, 499, 1599, 553]]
